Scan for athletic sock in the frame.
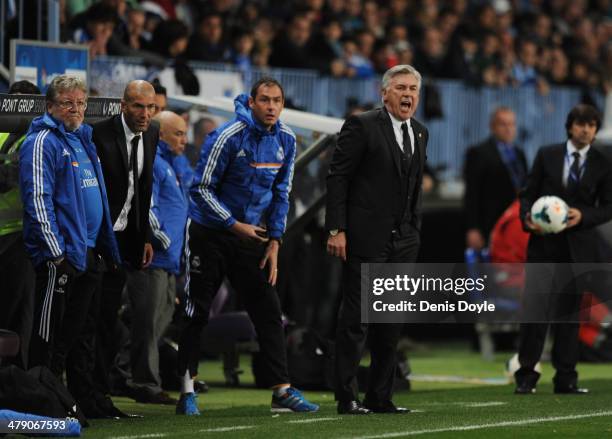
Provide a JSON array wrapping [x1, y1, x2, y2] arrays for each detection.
[[273, 385, 291, 397], [181, 371, 195, 394]]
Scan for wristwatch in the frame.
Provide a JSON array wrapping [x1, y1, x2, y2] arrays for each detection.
[[329, 229, 341, 236]]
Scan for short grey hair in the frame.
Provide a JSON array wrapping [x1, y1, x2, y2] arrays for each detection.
[[46, 75, 87, 103], [381, 64, 422, 91]]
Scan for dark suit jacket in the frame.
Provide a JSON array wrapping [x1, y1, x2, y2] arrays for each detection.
[[325, 107, 429, 258], [464, 137, 528, 240], [92, 114, 158, 268], [519, 143, 612, 262]]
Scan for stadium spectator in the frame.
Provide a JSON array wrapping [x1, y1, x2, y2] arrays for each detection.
[[308, 18, 345, 75], [326, 64, 428, 415], [511, 39, 540, 86], [152, 81, 167, 116], [185, 117, 217, 168], [228, 30, 255, 74], [516, 104, 612, 395], [0, 80, 40, 370], [547, 47, 570, 85], [269, 14, 315, 69], [343, 37, 375, 79], [71, 2, 118, 58], [270, 14, 314, 69], [19, 75, 121, 418], [123, 7, 149, 51], [464, 107, 527, 251], [125, 111, 190, 405], [414, 27, 447, 78], [91, 80, 158, 415], [185, 12, 227, 62], [151, 18, 190, 59], [175, 77, 319, 415]]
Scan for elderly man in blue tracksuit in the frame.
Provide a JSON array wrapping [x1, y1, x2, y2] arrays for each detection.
[[19, 75, 120, 416], [176, 78, 318, 415], [125, 111, 191, 405]]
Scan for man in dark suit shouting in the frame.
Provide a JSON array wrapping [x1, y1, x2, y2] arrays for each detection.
[[88, 80, 159, 416], [515, 104, 612, 395], [326, 65, 428, 415]]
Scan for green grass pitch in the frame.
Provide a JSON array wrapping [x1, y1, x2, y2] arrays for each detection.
[[71, 346, 612, 438]]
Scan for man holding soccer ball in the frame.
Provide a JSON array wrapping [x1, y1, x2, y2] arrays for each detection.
[[515, 104, 612, 395]]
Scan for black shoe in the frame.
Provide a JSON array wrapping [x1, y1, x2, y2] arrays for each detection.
[[337, 400, 371, 415], [106, 404, 144, 419], [79, 401, 118, 419], [134, 391, 178, 405], [554, 385, 589, 394], [96, 395, 143, 419], [363, 400, 411, 414], [514, 384, 536, 394], [194, 380, 209, 393]]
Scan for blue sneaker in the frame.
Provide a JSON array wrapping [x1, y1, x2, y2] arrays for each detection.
[[176, 392, 200, 415], [271, 387, 319, 413]]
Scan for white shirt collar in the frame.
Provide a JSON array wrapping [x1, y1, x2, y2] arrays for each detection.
[[388, 112, 411, 130], [566, 139, 590, 159]]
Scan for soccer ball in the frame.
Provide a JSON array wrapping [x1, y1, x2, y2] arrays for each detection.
[[530, 196, 569, 234], [505, 353, 542, 383]]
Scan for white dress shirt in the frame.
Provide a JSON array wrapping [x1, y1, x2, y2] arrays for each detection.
[[114, 114, 145, 232], [388, 112, 415, 155], [562, 139, 590, 187]]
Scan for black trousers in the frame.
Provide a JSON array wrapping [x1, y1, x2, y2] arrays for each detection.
[[93, 230, 129, 396], [515, 258, 582, 388], [177, 222, 289, 387], [28, 249, 104, 381], [0, 233, 34, 369], [335, 226, 419, 403]]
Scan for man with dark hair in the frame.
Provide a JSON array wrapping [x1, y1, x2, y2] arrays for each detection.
[[152, 81, 167, 116], [8, 80, 40, 94], [326, 64, 428, 415], [515, 104, 612, 395], [175, 78, 318, 415], [19, 76, 120, 415], [186, 117, 217, 168], [185, 12, 227, 62], [0, 80, 41, 369]]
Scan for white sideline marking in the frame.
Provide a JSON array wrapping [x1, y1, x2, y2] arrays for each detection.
[[462, 402, 507, 408], [349, 410, 612, 439], [408, 374, 507, 385], [199, 426, 253, 433], [287, 417, 340, 424], [110, 434, 168, 439]]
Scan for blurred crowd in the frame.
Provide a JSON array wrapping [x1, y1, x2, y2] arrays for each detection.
[[5, 0, 609, 92]]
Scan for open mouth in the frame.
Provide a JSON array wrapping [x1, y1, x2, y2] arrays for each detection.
[[400, 101, 412, 111]]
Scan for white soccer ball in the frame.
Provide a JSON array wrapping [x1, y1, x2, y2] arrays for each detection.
[[505, 353, 542, 383], [530, 195, 569, 234]]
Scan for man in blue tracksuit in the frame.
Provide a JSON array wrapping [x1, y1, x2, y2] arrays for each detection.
[[125, 111, 190, 405], [19, 75, 120, 417], [176, 78, 318, 415]]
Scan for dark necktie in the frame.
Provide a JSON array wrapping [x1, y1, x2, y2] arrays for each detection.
[[401, 122, 412, 161], [567, 151, 581, 194], [501, 144, 526, 190], [130, 135, 141, 226]]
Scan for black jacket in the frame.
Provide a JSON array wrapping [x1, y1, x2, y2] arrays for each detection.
[[464, 137, 527, 240], [325, 107, 428, 257], [519, 143, 612, 262], [92, 115, 158, 268]]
